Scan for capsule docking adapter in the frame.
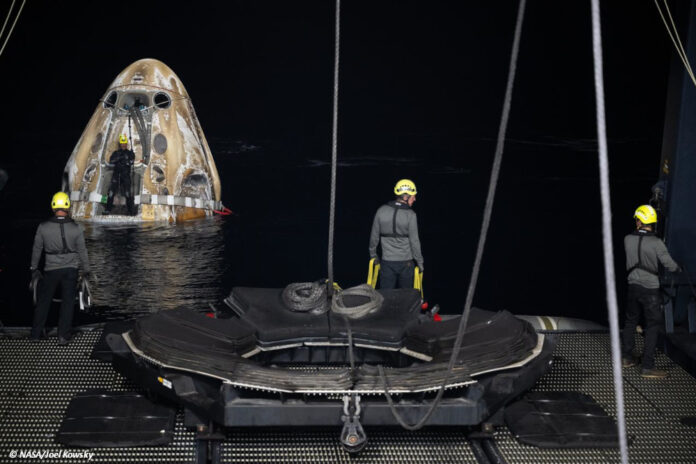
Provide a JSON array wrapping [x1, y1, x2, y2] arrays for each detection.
[[62, 58, 223, 222]]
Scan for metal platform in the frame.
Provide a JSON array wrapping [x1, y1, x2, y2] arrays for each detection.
[[0, 329, 694, 463]]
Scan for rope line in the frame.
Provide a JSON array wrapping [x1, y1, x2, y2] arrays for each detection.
[[327, 0, 341, 297], [655, 0, 696, 88], [0, 0, 16, 43], [379, 0, 527, 430], [590, 1, 629, 463], [0, 0, 25, 58]]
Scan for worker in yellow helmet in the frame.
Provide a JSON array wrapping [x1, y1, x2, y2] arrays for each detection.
[[29, 192, 91, 345], [622, 204, 680, 379], [104, 134, 136, 215], [368, 179, 424, 289]]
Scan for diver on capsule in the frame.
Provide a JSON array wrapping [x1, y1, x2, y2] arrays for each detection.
[[104, 134, 135, 215], [368, 179, 424, 289], [29, 192, 91, 345]]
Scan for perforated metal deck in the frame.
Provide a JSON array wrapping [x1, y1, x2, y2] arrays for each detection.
[[0, 330, 694, 463]]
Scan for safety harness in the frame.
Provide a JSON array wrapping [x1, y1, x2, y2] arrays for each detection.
[[380, 201, 410, 239], [626, 230, 659, 277], [45, 217, 76, 255]]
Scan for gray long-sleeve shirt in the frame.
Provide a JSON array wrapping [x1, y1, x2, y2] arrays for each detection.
[[31, 216, 90, 272], [369, 201, 424, 269], [624, 229, 678, 289]]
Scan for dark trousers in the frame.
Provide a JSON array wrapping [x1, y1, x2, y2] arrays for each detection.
[[105, 171, 134, 213], [379, 260, 414, 290], [622, 284, 662, 369], [31, 268, 78, 339]]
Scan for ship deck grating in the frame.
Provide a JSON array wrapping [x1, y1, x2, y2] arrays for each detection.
[[0, 329, 694, 463]]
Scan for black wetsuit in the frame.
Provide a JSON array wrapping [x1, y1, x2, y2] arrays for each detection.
[[105, 149, 135, 214]]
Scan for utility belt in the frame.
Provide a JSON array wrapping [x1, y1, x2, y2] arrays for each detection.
[[380, 233, 408, 238], [45, 250, 76, 255]]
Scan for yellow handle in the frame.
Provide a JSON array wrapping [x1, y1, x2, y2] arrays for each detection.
[[413, 266, 424, 298], [367, 258, 380, 288]]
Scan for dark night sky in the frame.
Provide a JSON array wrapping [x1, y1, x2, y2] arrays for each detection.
[[0, 1, 682, 323]]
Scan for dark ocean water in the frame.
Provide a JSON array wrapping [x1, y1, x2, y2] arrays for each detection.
[[0, 134, 659, 328]]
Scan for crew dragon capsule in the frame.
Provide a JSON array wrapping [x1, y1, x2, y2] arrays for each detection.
[[62, 58, 223, 221]]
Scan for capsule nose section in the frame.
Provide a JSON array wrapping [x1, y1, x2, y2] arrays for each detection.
[[63, 59, 222, 222]]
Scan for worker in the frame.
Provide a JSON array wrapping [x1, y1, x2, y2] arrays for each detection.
[[369, 179, 424, 289], [30, 192, 91, 345], [104, 134, 135, 215], [622, 204, 679, 379]]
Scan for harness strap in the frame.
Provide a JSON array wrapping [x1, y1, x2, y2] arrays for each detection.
[[381, 202, 409, 238], [46, 222, 76, 255], [59, 222, 68, 253], [627, 235, 659, 276]]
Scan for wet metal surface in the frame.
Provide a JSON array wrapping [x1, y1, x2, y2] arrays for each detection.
[[0, 331, 694, 462]]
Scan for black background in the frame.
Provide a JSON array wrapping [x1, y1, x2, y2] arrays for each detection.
[[0, 1, 678, 324]]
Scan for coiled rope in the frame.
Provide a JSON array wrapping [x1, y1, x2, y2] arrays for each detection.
[[331, 284, 384, 319], [590, 1, 628, 462], [378, 0, 527, 430], [282, 281, 328, 315]]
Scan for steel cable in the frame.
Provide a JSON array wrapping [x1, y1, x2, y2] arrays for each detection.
[[327, 0, 341, 297], [0, 0, 25, 58], [282, 281, 328, 315], [590, 1, 629, 462], [378, 0, 527, 430], [0, 0, 15, 43]]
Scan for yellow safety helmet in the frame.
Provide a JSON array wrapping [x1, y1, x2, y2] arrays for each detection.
[[394, 179, 417, 196], [119, 134, 128, 144], [51, 191, 71, 210], [634, 205, 657, 224]]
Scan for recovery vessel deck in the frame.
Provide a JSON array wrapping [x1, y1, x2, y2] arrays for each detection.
[[0, 328, 694, 463]]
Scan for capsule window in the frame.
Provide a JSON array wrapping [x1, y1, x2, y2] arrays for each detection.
[[121, 93, 149, 110], [104, 92, 117, 109], [154, 92, 171, 109]]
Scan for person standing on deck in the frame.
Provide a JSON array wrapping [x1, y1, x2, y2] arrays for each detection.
[[30, 192, 91, 345], [622, 204, 680, 379], [369, 179, 424, 289]]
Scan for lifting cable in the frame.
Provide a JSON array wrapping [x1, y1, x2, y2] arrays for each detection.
[[655, 0, 696, 88], [379, 0, 527, 430], [0, 0, 16, 43], [326, 0, 341, 298], [590, 1, 629, 463], [0, 0, 26, 58]]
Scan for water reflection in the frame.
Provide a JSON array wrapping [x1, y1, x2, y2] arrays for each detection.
[[83, 218, 226, 318]]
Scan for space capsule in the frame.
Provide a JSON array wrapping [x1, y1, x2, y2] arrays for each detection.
[[62, 58, 223, 221]]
